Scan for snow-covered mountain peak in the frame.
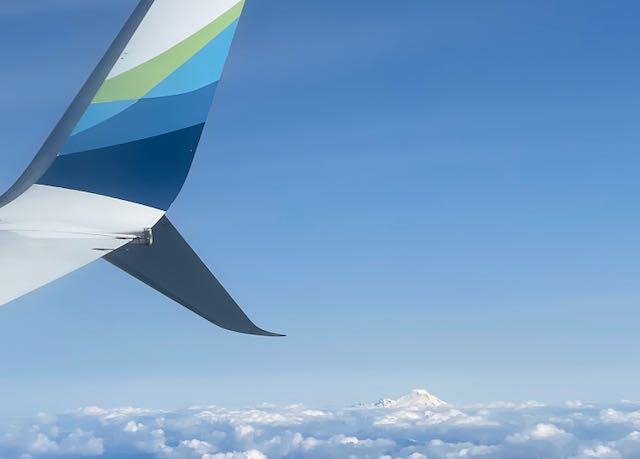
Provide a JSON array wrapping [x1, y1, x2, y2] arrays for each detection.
[[371, 389, 447, 409]]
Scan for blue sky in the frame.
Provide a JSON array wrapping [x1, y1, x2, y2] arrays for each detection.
[[1, 0, 640, 419]]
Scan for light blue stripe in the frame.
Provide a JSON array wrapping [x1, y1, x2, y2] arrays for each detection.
[[62, 83, 217, 155], [72, 100, 137, 135], [145, 21, 238, 98]]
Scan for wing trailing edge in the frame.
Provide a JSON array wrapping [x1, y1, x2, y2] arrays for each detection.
[[104, 217, 283, 337]]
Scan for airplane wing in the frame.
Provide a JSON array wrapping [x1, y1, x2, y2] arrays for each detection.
[[0, 0, 282, 336]]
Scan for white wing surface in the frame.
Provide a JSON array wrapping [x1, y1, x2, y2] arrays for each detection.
[[0, 185, 163, 305]]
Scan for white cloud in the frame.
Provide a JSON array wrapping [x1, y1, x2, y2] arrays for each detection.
[[601, 409, 640, 427], [123, 420, 144, 433], [2, 389, 640, 458], [181, 438, 215, 455], [530, 423, 568, 439], [28, 433, 58, 454], [572, 445, 622, 459], [58, 429, 104, 456]]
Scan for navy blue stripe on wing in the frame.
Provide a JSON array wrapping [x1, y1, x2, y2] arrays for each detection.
[[38, 124, 205, 210]]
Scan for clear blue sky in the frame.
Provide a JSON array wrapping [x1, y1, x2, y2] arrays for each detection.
[[1, 0, 640, 418]]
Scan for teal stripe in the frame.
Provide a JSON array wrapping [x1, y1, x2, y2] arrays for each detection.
[[146, 20, 238, 98], [72, 100, 136, 135], [62, 83, 217, 155]]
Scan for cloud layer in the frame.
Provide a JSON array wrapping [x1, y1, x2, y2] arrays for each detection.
[[2, 390, 640, 458]]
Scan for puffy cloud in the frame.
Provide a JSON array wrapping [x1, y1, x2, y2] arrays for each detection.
[[28, 433, 58, 454], [571, 445, 622, 459], [530, 423, 568, 439], [2, 390, 640, 458], [123, 421, 144, 433], [58, 429, 104, 456]]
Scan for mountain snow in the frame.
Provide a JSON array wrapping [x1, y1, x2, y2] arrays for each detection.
[[372, 389, 447, 409]]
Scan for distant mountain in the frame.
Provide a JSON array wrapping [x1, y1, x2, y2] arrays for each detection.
[[355, 389, 447, 409]]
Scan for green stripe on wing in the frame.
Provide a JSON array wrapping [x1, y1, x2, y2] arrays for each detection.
[[93, 1, 244, 103]]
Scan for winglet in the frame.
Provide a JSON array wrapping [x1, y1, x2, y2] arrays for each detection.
[[105, 217, 284, 337]]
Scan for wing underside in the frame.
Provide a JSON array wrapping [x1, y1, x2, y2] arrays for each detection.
[[0, 231, 121, 306], [0, 184, 163, 306], [105, 217, 283, 337]]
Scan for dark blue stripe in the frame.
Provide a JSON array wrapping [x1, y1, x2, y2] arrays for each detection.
[[38, 124, 205, 210]]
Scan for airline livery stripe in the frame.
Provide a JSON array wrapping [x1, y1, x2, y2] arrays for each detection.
[[93, 2, 243, 103], [72, 100, 137, 135], [144, 21, 238, 99], [62, 83, 217, 155], [39, 124, 205, 210], [71, 21, 237, 137]]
